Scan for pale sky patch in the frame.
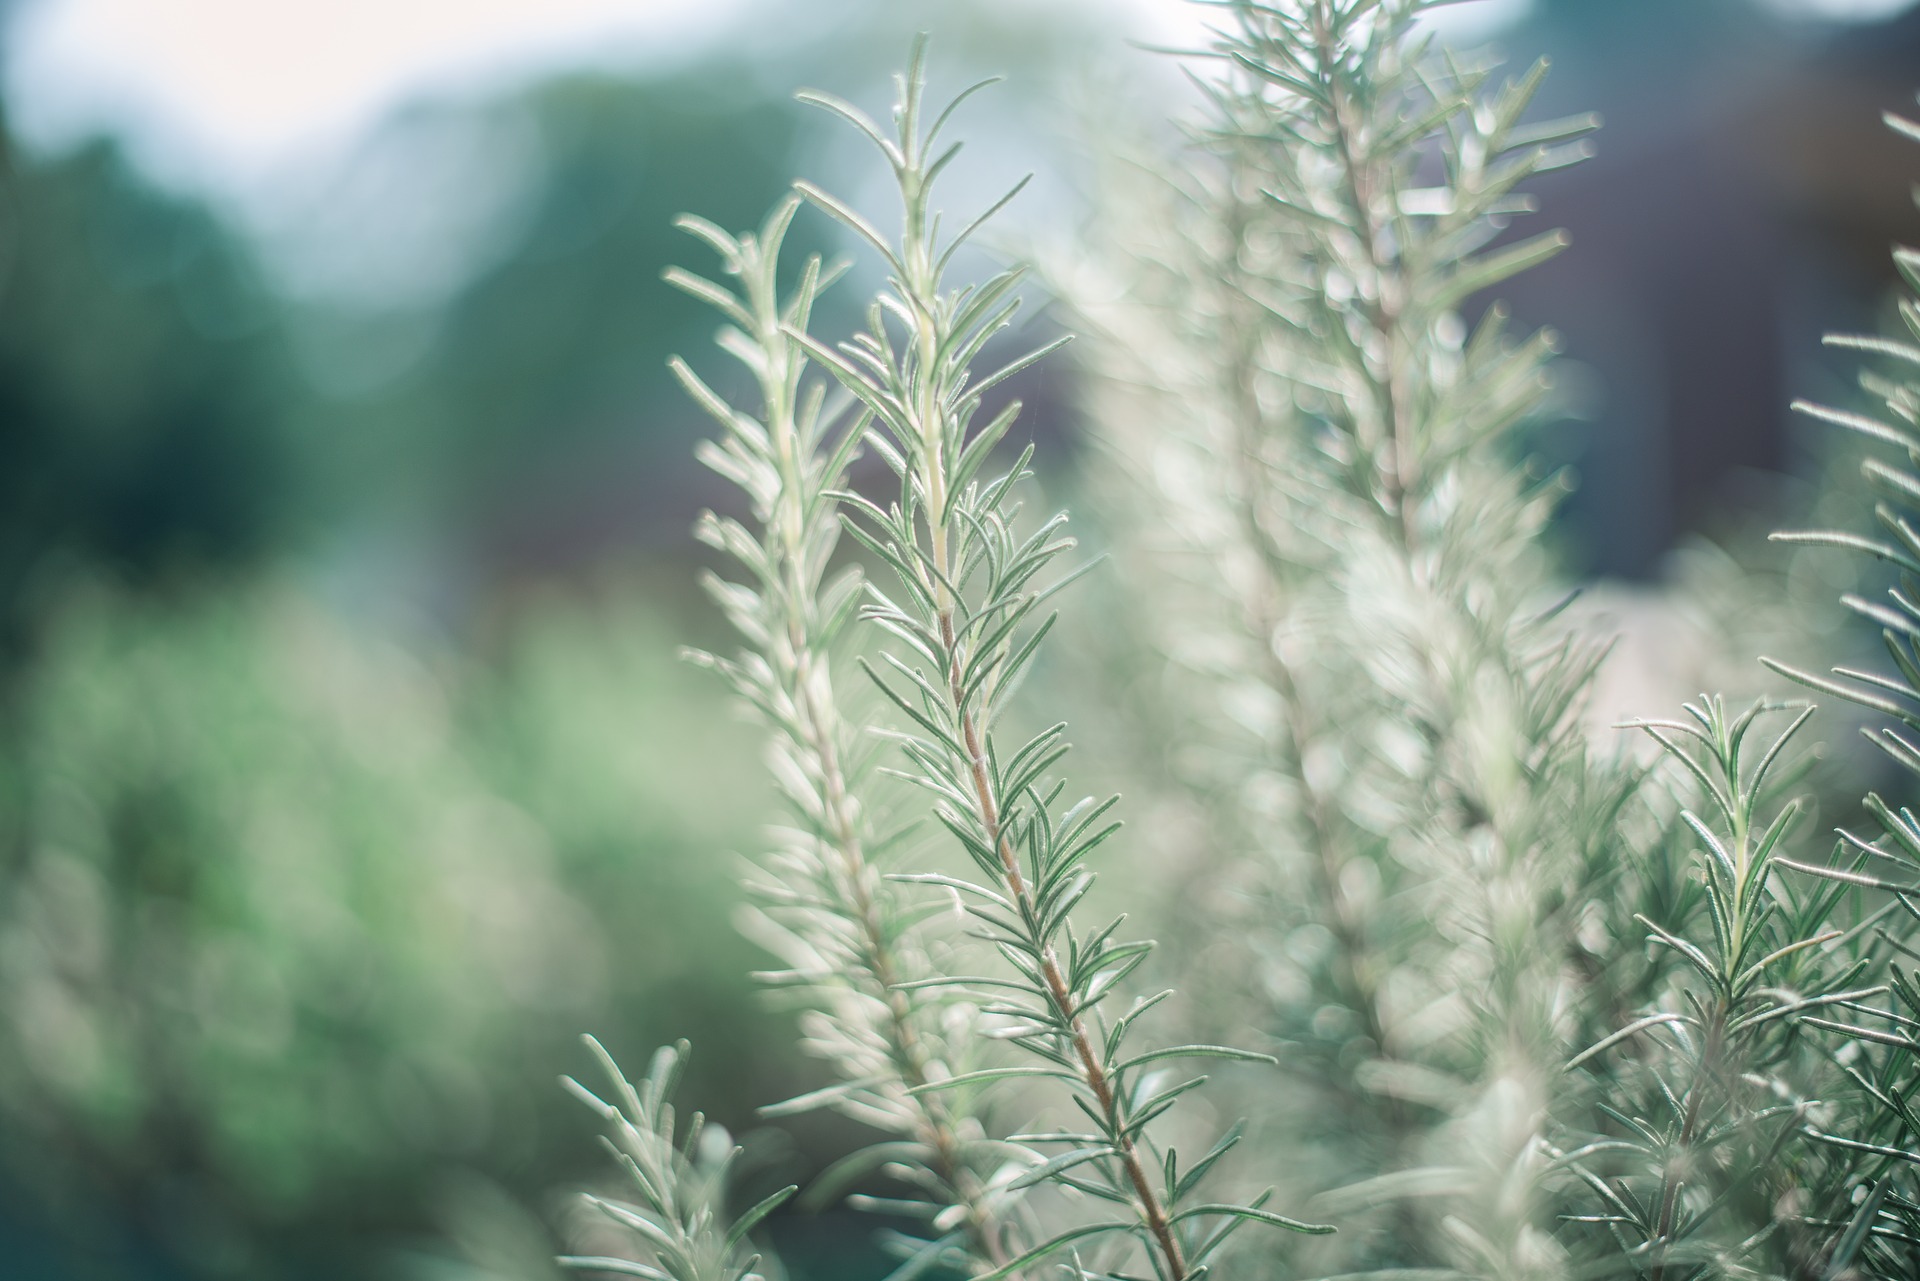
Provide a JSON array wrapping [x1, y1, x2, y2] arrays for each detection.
[[3, 0, 755, 191], [0, 0, 1554, 204], [1759, 0, 1918, 18]]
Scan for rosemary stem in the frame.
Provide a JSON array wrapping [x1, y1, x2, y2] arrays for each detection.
[[936, 606, 1190, 1281]]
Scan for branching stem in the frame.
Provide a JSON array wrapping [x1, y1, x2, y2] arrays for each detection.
[[936, 605, 1191, 1281], [1649, 1008, 1725, 1281], [791, 639, 1004, 1268]]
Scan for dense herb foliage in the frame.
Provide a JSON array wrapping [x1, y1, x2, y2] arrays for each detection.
[[575, 18, 1920, 1281], [788, 42, 1329, 1281], [1559, 699, 1873, 1278], [1067, 2, 1630, 1274]]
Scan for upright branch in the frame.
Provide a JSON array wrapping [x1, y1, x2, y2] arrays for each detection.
[[1563, 700, 1877, 1279], [1753, 98, 1920, 1278], [788, 38, 1332, 1281], [1080, 3, 1623, 1273], [1222, 0, 1588, 544], [670, 198, 1012, 1273]]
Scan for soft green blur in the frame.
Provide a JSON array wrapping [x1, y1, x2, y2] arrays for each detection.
[[0, 7, 1100, 1276], [0, 0, 1915, 1277], [0, 580, 775, 1276]]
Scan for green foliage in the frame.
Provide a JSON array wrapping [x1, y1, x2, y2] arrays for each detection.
[[1562, 699, 1874, 1278], [669, 191, 1019, 1273], [575, 25, 1920, 1281], [1061, 1, 1629, 1275], [0, 586, 589, 1254], [1799, 962, 1920, 1280], [0, 582, 774, 1276], [1741, 98, 1920, 1280], [627, 36, 1334, 1281], [560, 1037, 793, 1281], [792, 40, 1329, 1281], [460, 589, 778, 1104], [33, 10, 1920, 1281]]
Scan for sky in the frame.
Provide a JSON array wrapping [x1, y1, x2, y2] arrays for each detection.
[[0, 0, 1554, 201], [1764, 0, 1920, 14], [4, 0, 758, 190], [0, 0, 1907, 295]]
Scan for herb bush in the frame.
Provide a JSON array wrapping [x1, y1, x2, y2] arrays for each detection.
[[558, 4, 1920, 1279], [0, 583, 775, 1275]]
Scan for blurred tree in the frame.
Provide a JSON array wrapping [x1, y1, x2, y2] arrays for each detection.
[[299, 7, 1096, 609], [293, 65, 845, 601], [0, 125, 304, 670]]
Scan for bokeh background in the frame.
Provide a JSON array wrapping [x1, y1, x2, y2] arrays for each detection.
[[0, 0, 1917, 1276]]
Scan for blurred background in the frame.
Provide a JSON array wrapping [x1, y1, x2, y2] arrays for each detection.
[[0, 0, 1916, 1276]]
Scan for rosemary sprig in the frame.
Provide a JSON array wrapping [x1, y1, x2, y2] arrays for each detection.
[[1750, 98, 1920, 1279], [1565, 699, 1875, 1279], [670, 196, 1013, 1272], [1071, 2, 1617, 1273], [559, 1037, 794, 1281], [787, 37, 1332, 1281]]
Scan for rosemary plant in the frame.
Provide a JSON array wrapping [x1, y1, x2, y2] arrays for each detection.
[[1066, 2, 1628, 1273], [563, 26, 1920, 1281], [1798, 951, 1920, 1279], [1560, 699, 1878, 1279], [784, 38, 1331, 1281], [1540, 95, 1920, 1281], [560, 1037, 793, 1281], [670, 198, 1015, 1272]]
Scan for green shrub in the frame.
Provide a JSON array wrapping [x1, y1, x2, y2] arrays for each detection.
[[568, 7, 1920, 1281], [0, 582, 773, 1275]]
